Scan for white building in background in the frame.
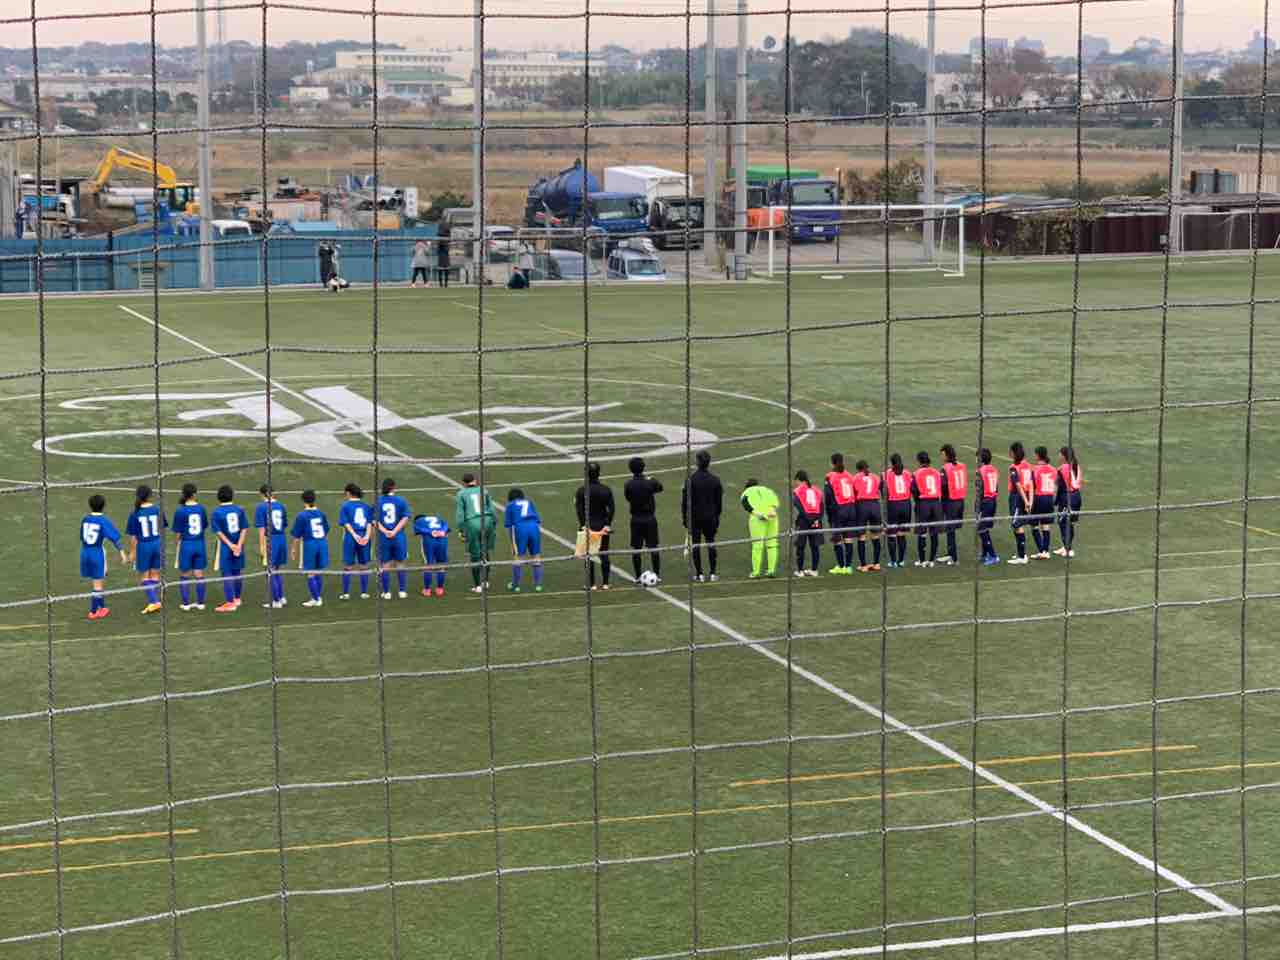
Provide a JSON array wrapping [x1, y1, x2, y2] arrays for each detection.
[[308, 48, 610, 103], [0, 73, 198, 102], [289, 84, 331, 105]]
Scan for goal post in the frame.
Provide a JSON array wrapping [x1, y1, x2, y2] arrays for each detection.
[[765, 203, 966, 278]]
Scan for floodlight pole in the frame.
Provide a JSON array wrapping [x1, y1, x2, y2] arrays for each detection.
[[704, 0, 718, 266], [923, 0, 937, 260], [1169, 0, 1185, 254], [472, 0, 485, 283], [733, 0, 748, 280], [196, 0, 214, 290]]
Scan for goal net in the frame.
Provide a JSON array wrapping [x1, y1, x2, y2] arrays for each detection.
[[765, 204, 965, 278]]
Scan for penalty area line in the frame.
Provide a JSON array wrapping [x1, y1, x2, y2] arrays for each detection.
[[748, 905, 1278, 960]]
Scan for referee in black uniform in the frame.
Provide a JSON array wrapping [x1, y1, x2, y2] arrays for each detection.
[[574, 462, 616, 590], [681, 450, 724, 582], [624, 457, 664, 583]]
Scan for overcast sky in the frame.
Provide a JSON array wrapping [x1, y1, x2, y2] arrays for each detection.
[[0, 0, 1271, 59]]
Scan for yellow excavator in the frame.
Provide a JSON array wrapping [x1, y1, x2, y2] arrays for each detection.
[[86, 146, 199, 214]]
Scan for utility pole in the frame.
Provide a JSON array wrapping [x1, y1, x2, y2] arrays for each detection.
[[733, 0, 748, 280], [196, 0, 214, 290], [704, 0, 717, 266], [1169, 0, 1185, 254], [923, 0, 937, 261], [472, 0, 485, 283]]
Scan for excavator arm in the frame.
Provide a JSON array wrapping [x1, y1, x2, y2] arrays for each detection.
[[87, 147, 179, 192]]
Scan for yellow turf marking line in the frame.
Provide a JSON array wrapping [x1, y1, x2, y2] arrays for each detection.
[[1224, 518, 1280, 539], [792, 393, 876, 422], [730, 744, 1197, 788], [2, 760, 1273, 883], [0, 828, 198, 853], [0, 624, 54, 632]]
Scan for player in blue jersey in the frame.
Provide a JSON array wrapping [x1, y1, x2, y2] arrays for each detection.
[[125, 484, 167, 614], [376, 477, 411, 599], [172, 482, 209, 611], [80, 494, 128, 620], [256, 485, 289, 608], [413, 513, 450, 597], [291, 489, 330, 608], [338, 482, 373, 600], [504, 487, 544, 593], [211, 485, 248, 612]]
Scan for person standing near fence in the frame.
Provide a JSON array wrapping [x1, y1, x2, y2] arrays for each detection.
[[435, 223, 451, 288], [410, 239, 431, 287], [742, 478, 780, 579]]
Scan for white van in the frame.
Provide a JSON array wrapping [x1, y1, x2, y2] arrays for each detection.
[[211, 219, 254, 239], [607, 246, 666, 282]]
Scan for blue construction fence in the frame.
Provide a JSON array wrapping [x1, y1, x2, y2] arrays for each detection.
[[0, 227, 444, 294]]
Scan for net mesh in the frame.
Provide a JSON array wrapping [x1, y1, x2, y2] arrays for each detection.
[[1, 0, 1277, 958]]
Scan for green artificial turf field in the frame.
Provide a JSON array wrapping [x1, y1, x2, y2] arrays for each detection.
[[2, 256, 1280, 959]]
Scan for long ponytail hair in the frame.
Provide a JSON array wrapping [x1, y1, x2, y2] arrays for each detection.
[[890, 453, 904, 474], [1060, 445, 1080, 485]]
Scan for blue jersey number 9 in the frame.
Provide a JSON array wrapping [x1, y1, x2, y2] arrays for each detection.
[[187, 514, 202, 536]]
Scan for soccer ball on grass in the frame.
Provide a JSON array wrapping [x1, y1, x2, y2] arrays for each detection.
[[639, 570, 659, 587]]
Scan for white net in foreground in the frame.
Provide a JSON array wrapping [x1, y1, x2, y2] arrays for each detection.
[[766, 203, 965, 277]]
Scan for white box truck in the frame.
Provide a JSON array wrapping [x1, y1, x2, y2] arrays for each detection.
[[602, 165, 704, 249]]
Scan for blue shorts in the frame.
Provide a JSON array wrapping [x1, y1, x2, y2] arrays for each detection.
[[977, 498, 997, 532], [1032, 495, 1056, 523], [80, 546, 106, 580], [421, 536, 449, 565], [302, 541, 329, 571], [266, 535, 288, 569], [512, 524, 542, 557], [134, 540, 163, 573], [178, 540, 207, 572], [218, 544, 245, 574], [343, 535, 371, 566], [1009, 495, 1028, 530], [379, 532, 408, 563]]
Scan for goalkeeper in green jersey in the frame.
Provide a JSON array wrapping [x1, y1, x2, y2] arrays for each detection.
[[741, 478, 780, 578], [455, 474, 498, 592]]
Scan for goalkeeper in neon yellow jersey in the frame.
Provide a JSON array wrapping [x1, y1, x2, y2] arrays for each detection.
[[741, 478, 780, 578], [455, 473, 497, 593]]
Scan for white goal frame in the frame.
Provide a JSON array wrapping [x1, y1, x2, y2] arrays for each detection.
[[766, 203, 966, 279]]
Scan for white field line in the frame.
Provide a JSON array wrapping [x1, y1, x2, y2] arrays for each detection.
[[118, 304, 460, 490], [750, 904, 1279, 960], [124, 304, 1238, 920]]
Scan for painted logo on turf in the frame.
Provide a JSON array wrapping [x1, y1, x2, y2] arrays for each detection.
[[35, 386, 720, 465]]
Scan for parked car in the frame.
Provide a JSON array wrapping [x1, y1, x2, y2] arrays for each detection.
[[485, 225, 519, 261], [441, 207, 476, 243], [606, 246, 666, 282], [526, 250, 601, 282]]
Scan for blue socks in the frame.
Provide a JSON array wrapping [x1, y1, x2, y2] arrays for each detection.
[[435, 570, 446, 588], [307, 575, 322, 600], [513, 564, 523, 588], [89, 593, 103, 613], [361, 573, 370, 594], [397, 570, 407, 592], [179, 578, 191, 605], [196, 579, 206, 603], [342, 572, 351, 594], [142, 578, 159, 604], [381, 571, 390, 593], [532, 563, 543, 587]]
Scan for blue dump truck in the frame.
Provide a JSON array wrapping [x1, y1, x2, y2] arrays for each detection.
[[524, 160, 648, 256], [766, 175, 842, 242]]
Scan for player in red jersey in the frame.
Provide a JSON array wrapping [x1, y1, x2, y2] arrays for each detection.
[[1007, 441, 1034, 565], [975, 448, 1001, 565], [1030, 446, 1059, 559], [912, 451, 943, 566], [824, 453, 858, 574], [939, 443, 968, 565], [883, 453, 913, 568], [853, 460, 883, 571], [1054, 446, 1083, 557], [792, 470, 825, 577]]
